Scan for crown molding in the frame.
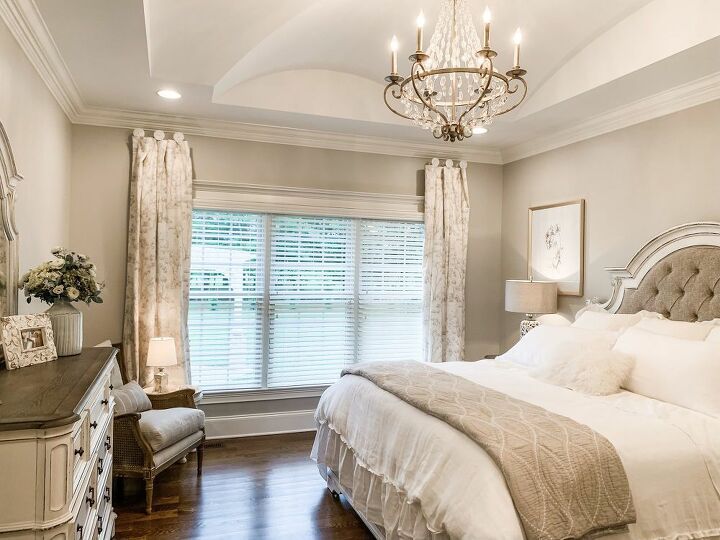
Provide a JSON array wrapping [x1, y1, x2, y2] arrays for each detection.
[[0, 0, 82, 118], [74, 105, 504, 164], [502, 71, 720, 163]]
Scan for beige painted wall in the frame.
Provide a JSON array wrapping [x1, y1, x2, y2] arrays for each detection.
[[501, 99, 720, 350], [70, 125, 504, 359], [0, 20, 72, 315]]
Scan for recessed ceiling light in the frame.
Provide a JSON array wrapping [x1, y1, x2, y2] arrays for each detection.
[[472, 126, 488, 135], [157, 89, 181, 100]]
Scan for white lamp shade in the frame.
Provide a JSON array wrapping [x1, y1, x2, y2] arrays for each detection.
[[505, 280, 557, 315], [146, 337, 178, 368]]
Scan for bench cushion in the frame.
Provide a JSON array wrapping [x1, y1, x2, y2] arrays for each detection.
[[139, 407, 205, 452]]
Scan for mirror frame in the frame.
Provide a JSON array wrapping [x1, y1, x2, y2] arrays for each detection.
[[0, 121, 21, 316]]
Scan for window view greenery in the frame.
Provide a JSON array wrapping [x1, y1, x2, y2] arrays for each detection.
[[189, 210, 425, 391]]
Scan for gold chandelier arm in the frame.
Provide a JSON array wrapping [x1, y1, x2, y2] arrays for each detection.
[[457, 57, 494, 127], [383, 82, 414, 121], [494, 76, 528, 117], [410, 62, 450, 125]]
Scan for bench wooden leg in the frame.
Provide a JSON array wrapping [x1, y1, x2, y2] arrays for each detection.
[[197, 444, 203, 476], [145, 478, 154, 514]]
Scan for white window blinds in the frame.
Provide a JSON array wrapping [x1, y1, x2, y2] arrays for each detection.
[[189, 209, 424, 391]]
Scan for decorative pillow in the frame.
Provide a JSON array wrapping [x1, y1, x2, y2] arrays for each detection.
[[613, 327, 720, 417], [112, 381, 152, 416], [571, 309, 661, 332], [497, 325, 618, 369], [632, 317, 716, 340], [531, 346, 634, 396]]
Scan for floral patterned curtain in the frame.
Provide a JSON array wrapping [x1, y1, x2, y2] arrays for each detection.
[[423, 158, 470, 363], [122, 129, 193, 386]]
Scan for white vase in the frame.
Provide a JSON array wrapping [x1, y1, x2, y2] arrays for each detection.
[[46, 301, 83, 356]]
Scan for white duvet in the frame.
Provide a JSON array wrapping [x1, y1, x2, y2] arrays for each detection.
[[314, 360, 720, 539]]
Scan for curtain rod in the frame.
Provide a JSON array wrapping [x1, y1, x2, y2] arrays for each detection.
[[429, 158, 467, 168]]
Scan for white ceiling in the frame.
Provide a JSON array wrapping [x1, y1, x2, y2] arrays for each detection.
[[23, 0, 720, 161]]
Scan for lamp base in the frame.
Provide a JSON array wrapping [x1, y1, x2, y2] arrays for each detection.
[[520, 316, 539, 337], [153, 368, 169, 393]]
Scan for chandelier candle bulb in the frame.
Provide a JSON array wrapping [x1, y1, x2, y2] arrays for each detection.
[[416, 11, 425, 51], [482, 7, 491, 48], [390, 35, 399, 74], [513, 28, 522, 67]]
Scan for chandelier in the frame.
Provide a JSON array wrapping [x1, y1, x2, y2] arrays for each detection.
[[383, 0, 528, 142]]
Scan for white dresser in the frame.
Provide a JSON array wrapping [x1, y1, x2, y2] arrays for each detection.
[[0, 348, 117, 540]]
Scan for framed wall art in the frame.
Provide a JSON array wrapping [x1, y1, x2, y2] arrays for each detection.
[[1, 313, 57, 370], [528, 199, 585, 296]]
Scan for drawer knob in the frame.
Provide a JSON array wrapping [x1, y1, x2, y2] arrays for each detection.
[[104, 486, 111, 503], [101, 398, 109, 405], [86, 487, 95, 508], [109, 384, 114, 390], [74, 447, 84, 457], [76, 524, 83, 539], [104, 436, 112, 451], [97, 516, 103, 534], [90, 421, 98, 429], [98, 458, 104, 475]]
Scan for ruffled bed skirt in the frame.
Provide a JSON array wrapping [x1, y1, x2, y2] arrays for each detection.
[[311, 421, 450, 540]]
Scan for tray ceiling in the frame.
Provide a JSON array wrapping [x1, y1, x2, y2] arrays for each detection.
[[20, 0, 720, 162]]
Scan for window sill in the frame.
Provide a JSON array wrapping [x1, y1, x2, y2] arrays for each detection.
[[199, 385, 330, 405]]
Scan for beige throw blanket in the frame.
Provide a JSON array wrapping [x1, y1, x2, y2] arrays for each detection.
[[342, 361, 636, 540]]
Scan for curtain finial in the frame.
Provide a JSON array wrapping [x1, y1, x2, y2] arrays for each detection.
[[153, 130, 165, 141], [132, 128, 145, 137], [431, 158, 440, 167], [173, 132, 185, 143], [459, 160, 467, 169], [444, 159, 454, 168]]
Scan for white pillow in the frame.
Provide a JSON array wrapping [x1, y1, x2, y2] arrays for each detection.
[[571, 310, 661, 332], [706, 326, 720, 343], [613, 327, 720, 417], [498, 326, 618, 369], [531, 346, 634, 396], [633, 317, 716, 340]]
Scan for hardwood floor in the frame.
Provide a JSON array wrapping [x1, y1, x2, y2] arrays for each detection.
[[114, 431, 374, 540]]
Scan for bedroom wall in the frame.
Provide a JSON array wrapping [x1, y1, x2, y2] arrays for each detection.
[[0, 19, 72, 314], [500, 99, 720, 350], [70, 125, 503, 426], [70, 125, 503, 360]]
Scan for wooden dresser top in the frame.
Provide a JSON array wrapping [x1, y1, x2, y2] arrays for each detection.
[[0, 347, 117, 431]]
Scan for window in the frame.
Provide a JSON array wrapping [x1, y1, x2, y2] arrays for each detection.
[[189, 209, 424, 391]]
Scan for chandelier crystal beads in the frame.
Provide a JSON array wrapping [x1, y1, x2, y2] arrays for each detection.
[[383, 0, 528, 142]]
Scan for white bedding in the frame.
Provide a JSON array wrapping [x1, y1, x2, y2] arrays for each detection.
[[313, 360, 720, 540]]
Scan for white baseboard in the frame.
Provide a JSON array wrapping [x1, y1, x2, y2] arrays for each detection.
[[204, 409, 317, 439]]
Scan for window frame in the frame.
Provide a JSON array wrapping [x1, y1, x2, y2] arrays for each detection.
[[192, 180, 424, 403]]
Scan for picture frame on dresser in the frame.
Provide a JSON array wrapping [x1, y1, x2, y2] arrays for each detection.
[[0, 313, 57, 370], [528, 199, 585, 296]]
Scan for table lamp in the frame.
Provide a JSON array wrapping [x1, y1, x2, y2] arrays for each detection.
[[147, 337, 177, 393], [505, 280, 558, 336]]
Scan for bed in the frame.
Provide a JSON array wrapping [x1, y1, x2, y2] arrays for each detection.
[[311, 222, 720, 540]]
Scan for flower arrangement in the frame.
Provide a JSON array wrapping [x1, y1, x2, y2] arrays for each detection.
[[20, 247, 104, 305]]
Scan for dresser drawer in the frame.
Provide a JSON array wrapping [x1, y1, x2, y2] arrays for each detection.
[[72, 414, 89, 490], [87, 385, 111, 452], [76, 463, 98, 537]]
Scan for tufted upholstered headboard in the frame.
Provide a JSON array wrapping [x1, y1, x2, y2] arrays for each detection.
[[602, 223, 720, 322]]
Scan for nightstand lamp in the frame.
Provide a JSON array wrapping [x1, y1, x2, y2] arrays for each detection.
[[147, 336, 177, 393], [505, 280, 558, 337]]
